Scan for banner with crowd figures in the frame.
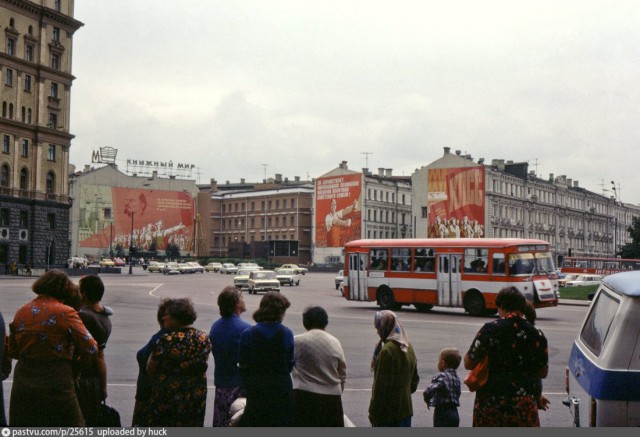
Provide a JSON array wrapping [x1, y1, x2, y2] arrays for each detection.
[[78, 185, 195, 254], [427, 166, 485, 239]]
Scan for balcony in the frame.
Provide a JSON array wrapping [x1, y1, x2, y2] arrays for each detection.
[[0, 187, 70, 203]]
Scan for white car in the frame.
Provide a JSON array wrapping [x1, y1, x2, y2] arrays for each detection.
[[205, 262, 223, 272], [248, 270, 281, 294], [178, 263, 195, 274], [335, 270, 344, 290], [559, 273, 581, 287], [220, 263, 238, 274], [147, 261, 164, 273], [276, 269, 300, 286], [162, 262, 180, 275], [233, 268, 254, 289], [564, 274, 603, 287], [188, 262, 204, 273]]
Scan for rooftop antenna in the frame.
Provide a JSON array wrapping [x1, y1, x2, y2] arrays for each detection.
[[361, 152, 372, 169], [532, 158, 541, 175], [261, 164, 268, 181], [194, 167, 203, 185], [598, 179, 611, 197]]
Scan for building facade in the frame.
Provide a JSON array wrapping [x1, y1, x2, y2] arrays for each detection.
[[69, 164, 198, 261], [0, 0, 82, 270], [313, 161, 412, 266], [197, 175, 314, 264], [412, 147, 639, 264]]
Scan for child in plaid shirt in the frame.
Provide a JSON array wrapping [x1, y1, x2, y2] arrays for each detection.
[[423, 347, 462, 427]]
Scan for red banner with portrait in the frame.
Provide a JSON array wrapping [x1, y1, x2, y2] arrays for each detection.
[[315, 173, 363, 248]]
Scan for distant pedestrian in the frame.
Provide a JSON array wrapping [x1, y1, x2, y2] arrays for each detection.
[[423, 347, 462, 427], [208, 286, 252, 427], [368, 310, 419, 427], [292, 306, 347, 427], [0, 310, 9, 426]]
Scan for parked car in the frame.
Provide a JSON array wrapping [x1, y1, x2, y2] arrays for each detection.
[[99, 258, 115, 267], [112, 257, 126, 267], [147, 261, 164, 273], [335, 270, 344, 290], [221, 263, 239, 274], [565, 270, 640, 426], [248, 270, 281, 294], [237, 262, 263, 270], [559, 273, 581, 287], [276, 263, 308, 275], [178, 263, 195, 274], [67, 257, 88, 268], [188, 262, 204, 273], [205, 262, 223, 272], [564, 274, 603, 287], [162, 262, 180, 275], [276, 269, 300, 286], [233, 268, 254, 289]]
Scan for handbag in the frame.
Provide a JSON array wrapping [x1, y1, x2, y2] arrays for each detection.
[[464, 355, 489, 392], [94, 401, 121, 427]]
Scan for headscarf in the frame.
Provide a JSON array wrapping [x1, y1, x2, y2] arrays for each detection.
[[370, 310, 410, 371]]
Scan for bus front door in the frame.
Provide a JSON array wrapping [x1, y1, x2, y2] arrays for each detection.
[[437, 254, 462, 307], [348, 253, 368, 301]]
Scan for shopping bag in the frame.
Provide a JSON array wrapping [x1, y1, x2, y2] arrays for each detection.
[[94, 402, 121, 427], [464, 355, 489, 392]]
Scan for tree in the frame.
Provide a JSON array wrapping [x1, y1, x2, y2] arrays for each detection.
[[618, 216, 640, 258], [165, 243, 180, 261]]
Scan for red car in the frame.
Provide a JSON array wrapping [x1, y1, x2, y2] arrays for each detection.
[[112, 257, 126, 267]]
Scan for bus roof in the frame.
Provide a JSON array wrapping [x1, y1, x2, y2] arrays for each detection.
[[601, 271, 640, 297], [345, 238, 551, 249]]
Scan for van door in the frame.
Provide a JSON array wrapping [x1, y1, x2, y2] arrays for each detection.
[[348, 252, 368, 301], [437, 254, 462, 307]]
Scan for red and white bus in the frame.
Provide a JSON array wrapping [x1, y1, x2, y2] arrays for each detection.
[[342, 238, 559, 316], [561, 256, 640, 276]]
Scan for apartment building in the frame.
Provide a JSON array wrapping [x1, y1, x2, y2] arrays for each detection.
[[0, 0, 82, 270]]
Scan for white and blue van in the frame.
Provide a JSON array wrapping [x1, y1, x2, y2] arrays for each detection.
[[565, 270, 640, 426]]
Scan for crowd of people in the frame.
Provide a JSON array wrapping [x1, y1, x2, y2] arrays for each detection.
[[0, 270, 549, 428]]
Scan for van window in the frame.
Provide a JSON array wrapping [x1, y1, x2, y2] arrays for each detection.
[[580, 291, 620, 356]]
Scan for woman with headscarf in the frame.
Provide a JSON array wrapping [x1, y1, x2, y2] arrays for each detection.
[[368, 310, 419, 427]]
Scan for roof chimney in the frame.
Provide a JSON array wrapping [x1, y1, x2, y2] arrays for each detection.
[[378, 168, 385, 177], [339, 161, 348, 169], [455, 150, 462, 155], [443, 147, 451, 154], [210, 179, 218, 192], [385, 168, 392, 177]]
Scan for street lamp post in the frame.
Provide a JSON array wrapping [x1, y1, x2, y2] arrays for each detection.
[[129, 211, 134, 275]]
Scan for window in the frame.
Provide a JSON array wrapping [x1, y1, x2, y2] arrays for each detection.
[[19, 168, 28, 190], [52, 27, 60, 42], [21, 106, 25, 122], [25, 45, 34, 62], [2, 135, 9, 153], [18, 245, 27, 264], [2, 102, 5, 117], [51, 53, 60, 69], [47, 213, 55, 231], [283, 199, 287, 209], [46, 172, 55, 193], [54, 0, 61, 11], [104, 208, 111, 220], [580, 292, 619, 356], [370, 248, 388, 270], [464, 248, 489, 273], [21, 139, 28, 157], [48, 114, 57, 129], [19, 210, 28, 228], [414, 248, 435, 272], [24, 75, 32, 92], [5, 69, 13, 86], [7, 38, 15, 56], [0, 165, 8, 187], [51, 82, 58, 98], [0, 209, 9, 226], [391, 248, 411, 271]]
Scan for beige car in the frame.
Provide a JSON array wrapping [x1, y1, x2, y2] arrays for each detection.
[[205, 262, 223, 272], [247, 270, 280, 294], [277, 263, 308, 275]]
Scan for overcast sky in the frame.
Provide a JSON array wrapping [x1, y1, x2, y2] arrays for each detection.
[[70, 1, 640, 204]]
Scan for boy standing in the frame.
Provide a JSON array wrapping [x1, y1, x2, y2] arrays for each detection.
[[423, 347, 462, 427]]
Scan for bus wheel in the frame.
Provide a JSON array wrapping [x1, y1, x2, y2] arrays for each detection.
[[464, 292, 486, 317], [414, 303, 433, 312], [378, 288, 400, 311]]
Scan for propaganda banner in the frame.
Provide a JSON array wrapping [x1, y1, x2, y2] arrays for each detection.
[[427, 167, 485, 239], [315, 173, 363, 248], [79, 185, 195, 252]]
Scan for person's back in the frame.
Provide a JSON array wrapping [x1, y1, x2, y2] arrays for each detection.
[[423, 347, 461, 427], [209, 286, 252, 427], [76, 275, 112, 426]]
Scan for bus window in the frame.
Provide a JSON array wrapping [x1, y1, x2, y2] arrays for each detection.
[[391, 248, 411, 271], [534, 252, 555, 274], [414, 248, 435, 272], [509, 253, 535, 275], [492, 253, 506, 275], [563, 258, 573, 267], [370, 249, 388, 270], [575, 260, 588, 269], [464, 248, 488, 273]]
